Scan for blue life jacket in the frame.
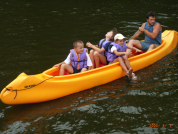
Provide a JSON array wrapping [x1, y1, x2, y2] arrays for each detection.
[[70, 48, 88, 70], [144, 22, 162, 45], [98, 38, 112, 57], [107, 42, 127, 62]]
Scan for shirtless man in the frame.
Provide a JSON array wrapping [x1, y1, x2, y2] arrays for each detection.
[[126, 11, 162, 56]]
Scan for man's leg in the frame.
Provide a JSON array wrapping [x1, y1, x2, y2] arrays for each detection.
[[147, 44, 157, 52]]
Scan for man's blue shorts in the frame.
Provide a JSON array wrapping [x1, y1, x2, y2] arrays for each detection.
[[140, 41, 160, 51]]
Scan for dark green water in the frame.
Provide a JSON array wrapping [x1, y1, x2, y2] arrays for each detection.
[[0, 0, 178, 133]]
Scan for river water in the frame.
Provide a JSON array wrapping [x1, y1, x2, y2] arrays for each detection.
[[0, 0, 178, 133]]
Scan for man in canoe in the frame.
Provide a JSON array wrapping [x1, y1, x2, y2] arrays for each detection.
[[126, 11, 162, 55]]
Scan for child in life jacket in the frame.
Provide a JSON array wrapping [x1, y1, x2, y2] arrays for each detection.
[[107, 33, 139, 79], [86, 28, 118, 70], [53, 40, 92, 76]]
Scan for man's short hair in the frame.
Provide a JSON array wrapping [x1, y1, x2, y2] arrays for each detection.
[[146, 11, 156, 19]]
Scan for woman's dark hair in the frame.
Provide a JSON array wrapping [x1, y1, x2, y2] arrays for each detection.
[[146, 11, 156, 19], [110, 28, 118, 41]]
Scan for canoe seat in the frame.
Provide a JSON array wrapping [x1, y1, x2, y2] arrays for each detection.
[[99, 64, 106, 67], [132, 50, 145, 54], [64, 70, 70, 75]]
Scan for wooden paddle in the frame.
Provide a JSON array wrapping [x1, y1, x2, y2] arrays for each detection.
[[126, 30, 140, 43]]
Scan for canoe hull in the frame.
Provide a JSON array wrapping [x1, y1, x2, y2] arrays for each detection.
[[0, 30, 178, 105]]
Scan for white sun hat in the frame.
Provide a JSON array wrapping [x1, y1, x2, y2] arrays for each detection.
[[114, 33, 126, 41]]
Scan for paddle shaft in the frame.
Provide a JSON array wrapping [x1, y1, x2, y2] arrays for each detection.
[[127, 30, 140, 43]]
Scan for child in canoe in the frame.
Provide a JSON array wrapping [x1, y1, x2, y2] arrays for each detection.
[[107, 33, 140, 79], [86, 28, 118, 69], [53, 40, 92, 76]]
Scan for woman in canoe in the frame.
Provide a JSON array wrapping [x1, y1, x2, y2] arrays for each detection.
[[86, 28, 118, 70]]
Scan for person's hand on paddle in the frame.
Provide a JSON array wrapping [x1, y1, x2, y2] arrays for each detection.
[[139, 27, 144, 32]]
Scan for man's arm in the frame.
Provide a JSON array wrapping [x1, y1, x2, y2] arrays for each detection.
[[139, 23, 161, 39], [131, 23, 145, 39]]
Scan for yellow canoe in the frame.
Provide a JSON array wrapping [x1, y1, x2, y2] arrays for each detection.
[[0, 30, 177, 105]]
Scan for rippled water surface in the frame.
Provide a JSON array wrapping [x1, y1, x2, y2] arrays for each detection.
[[0, 0, 178, 133]]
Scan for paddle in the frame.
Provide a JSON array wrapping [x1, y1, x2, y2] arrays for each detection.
[[126, 30, 140, 43]]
